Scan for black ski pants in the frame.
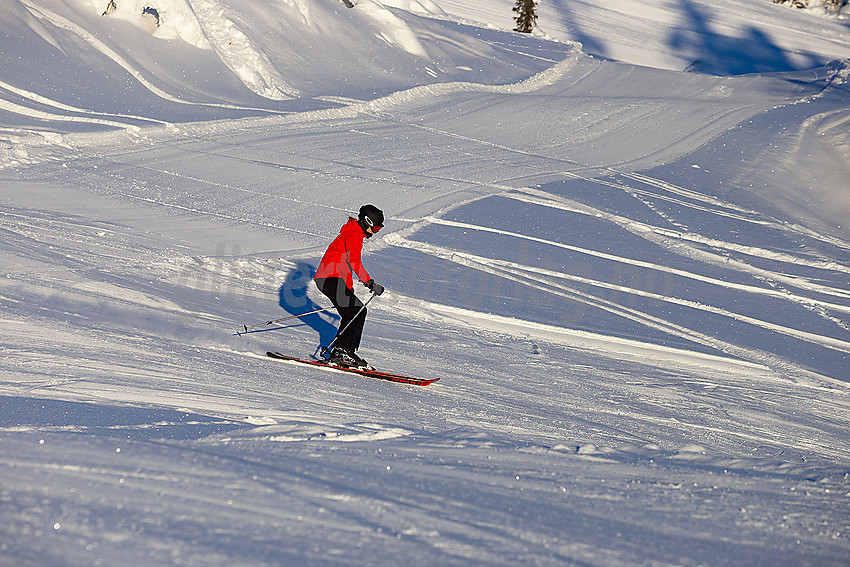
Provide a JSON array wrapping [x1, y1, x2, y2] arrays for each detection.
[[315, 277, 366, 353]]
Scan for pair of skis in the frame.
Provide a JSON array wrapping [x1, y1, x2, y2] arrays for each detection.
[[266, 352, 438, 386], [246, 291, 438, 386]]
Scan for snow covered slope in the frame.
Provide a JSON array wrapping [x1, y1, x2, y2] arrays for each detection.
[[1, 1, 849, 566], [435, 0, 850, 73], [1, 0, 567, 128]]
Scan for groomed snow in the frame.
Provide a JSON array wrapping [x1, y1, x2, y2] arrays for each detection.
[[1, 1, 849, 566]]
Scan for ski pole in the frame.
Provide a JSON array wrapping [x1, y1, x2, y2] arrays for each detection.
[[239, 306, 334, 334], [320, 291, 376, 359]]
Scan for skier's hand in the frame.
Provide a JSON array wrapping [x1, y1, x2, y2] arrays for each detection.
[[366, 279, 385, 296]]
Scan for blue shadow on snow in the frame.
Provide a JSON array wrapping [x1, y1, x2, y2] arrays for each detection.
[[278, 262, 339, 348], [0, 396, 243, 441], [670, 0, 823, 75]]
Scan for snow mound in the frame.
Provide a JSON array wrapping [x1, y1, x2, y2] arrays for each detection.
[[207, 421, 414, 443], [92, 0, 210, 47], [189, 0, 299, 99], [5, 0, 576, 113]]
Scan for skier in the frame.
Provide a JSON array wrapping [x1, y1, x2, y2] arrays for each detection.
[[314, 204, 386, 368]]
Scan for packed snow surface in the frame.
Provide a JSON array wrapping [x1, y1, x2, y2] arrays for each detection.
[[1, 1, 849, 566]]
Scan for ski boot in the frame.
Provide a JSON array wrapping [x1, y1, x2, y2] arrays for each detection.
[[349, 351, 372, 370], [327, 347, 358, 368]]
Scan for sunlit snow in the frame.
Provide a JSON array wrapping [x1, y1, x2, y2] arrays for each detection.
[[1, 1, 849, 566]]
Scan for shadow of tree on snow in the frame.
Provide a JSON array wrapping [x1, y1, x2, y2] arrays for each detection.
[[670, 0, 823, 74]]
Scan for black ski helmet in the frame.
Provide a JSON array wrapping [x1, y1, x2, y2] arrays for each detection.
[[358, 204, 384, 234]]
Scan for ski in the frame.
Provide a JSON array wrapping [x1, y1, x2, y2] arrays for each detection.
[[266, 352, 439, 386]]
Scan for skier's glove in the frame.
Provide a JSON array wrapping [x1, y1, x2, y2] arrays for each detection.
[[366, 279, 385, 296]]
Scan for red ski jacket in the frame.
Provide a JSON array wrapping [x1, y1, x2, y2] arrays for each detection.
[[314, 217, 372, 289]]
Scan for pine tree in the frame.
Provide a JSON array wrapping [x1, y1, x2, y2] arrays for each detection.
[[513, 0, 537, 34]]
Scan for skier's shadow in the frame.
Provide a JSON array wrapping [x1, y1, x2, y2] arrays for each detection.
[[278, 262, 339, 348]]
